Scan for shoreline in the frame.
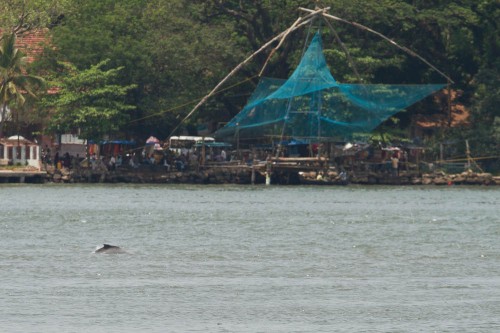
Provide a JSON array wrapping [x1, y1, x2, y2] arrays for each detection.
[[1, 166, 499, 186]]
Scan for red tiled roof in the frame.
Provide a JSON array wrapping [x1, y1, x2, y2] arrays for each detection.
[[414, 89, 470, 128], [16, 29, 51, 63], [1, 28, 50, 63], [1, 29, 59, 94]]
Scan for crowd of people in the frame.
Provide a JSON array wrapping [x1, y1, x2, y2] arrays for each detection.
[[41, 146, 82, 170], [40, 143, 232, 174], [41, 138, 416, 181]]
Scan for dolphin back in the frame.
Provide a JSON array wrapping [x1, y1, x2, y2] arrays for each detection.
[[95, 244, 126, 254]]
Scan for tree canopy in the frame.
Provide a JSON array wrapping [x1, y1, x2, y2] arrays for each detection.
[[0, 32, 45, 138], [42, 60, 136, 142], [0, 0, 498, 166], [0, 0, 68, 35]]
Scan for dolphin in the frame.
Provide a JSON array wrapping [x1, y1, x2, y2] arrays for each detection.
[[94, 244, 126, 254]]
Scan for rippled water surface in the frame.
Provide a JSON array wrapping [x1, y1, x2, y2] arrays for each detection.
[[1, 184, 499, 332]]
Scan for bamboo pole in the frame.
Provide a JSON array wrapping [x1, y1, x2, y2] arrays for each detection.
[[465, 139, 484, 173], [321, 16, 363, 83], [299, 7, 454, 83], [168, 8, 328, 138], [447, 80, 452, 127], [259, 14, 309, 77]]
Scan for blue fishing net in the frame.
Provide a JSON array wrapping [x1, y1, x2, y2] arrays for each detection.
[[216, 32, 445, 141]]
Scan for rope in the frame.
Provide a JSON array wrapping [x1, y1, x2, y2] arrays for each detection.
[[276, 19, 316, 157], [438, 155, 500, 163], [299, 7, 454, 84]]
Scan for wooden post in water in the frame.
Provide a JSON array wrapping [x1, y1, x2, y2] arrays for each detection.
[[465, 139, 483, 173], [251, 147, 256, 185], [201, 137, 206, 167], [416, 149, 420, 174], [251, 163, 256, 185], [465, 139, 471, 170], [266, 156, 272, 186], [236, 123, 240, 160]]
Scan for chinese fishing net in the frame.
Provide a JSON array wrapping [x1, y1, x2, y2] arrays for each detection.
[[215, 31, 445, 142]]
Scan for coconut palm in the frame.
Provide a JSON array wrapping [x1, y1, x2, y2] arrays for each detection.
[[0, 32, 45, 138]]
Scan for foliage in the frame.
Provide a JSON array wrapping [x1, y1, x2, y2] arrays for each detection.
[[42, 59, 136, 142], [0, 32, 45, 137], [42, 0, 246, 139], [138, 0, 245, 137], [2, 0, 497, 171], [0, 0, 68, 34], [465, 67, 500, 171]]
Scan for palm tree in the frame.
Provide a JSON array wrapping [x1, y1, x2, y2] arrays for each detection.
[[0, 32, 45, 138]]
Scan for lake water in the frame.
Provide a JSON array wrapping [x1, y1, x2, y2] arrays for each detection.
[[1, 184, 499, 332]]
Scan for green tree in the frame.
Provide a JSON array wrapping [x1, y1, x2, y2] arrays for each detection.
[[465, 0, 500, 168], [46, 0, 244, 138], [0, 32, 45, 138], [28, 0, 498, 160], [0, 0, 68, 35], [139, 0, 245, 136], [43, 59, 136, 146]]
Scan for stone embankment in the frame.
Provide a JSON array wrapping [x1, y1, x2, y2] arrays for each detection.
[[42, 166, 500, 186], [45, 165, 264, 184], [348, 170, 499, 186]]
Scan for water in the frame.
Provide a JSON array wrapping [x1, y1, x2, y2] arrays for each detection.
[[1, 184, 499, 332]]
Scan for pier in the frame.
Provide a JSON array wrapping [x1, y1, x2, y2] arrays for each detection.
[[0, 170, 47, 183]]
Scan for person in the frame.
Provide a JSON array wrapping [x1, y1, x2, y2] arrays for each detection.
[[190, 152, 198, 172], [42, 145, 51, 165], [54, 152, 60, 168], [108, 155, 116, 171], [402, 150, 408, 171], [72, 154, 79, 170], [63, 152, 71, 168], [175, 156, 185, 171], [128, 156, 138, 168], [90, 153, 97, 170], [339, 168, 348, 185], [116, 154, 122, 167], [391, 153, 399, 177], [163, 156, 171, 171], [220, 149, 227, 161]]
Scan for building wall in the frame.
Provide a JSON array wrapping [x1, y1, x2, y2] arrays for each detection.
[[0, 144, 40, 169]]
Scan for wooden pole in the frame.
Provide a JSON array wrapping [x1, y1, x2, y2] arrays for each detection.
[[465, 140, 471, 170], [440, 143, 444, 163], [416, 149, 420, 174], [259, 15, 307, 77], [321, 16, 363, 83], [236, 123, 240, 159], [447, 80, 453, 127], [251, 163, 256, 185], [465, 140, 483, 173], [168, 8, 328, 138], [201, 138, 206, 166]]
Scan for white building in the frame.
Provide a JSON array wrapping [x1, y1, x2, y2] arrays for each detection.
[[0, 135, 41, 169]]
